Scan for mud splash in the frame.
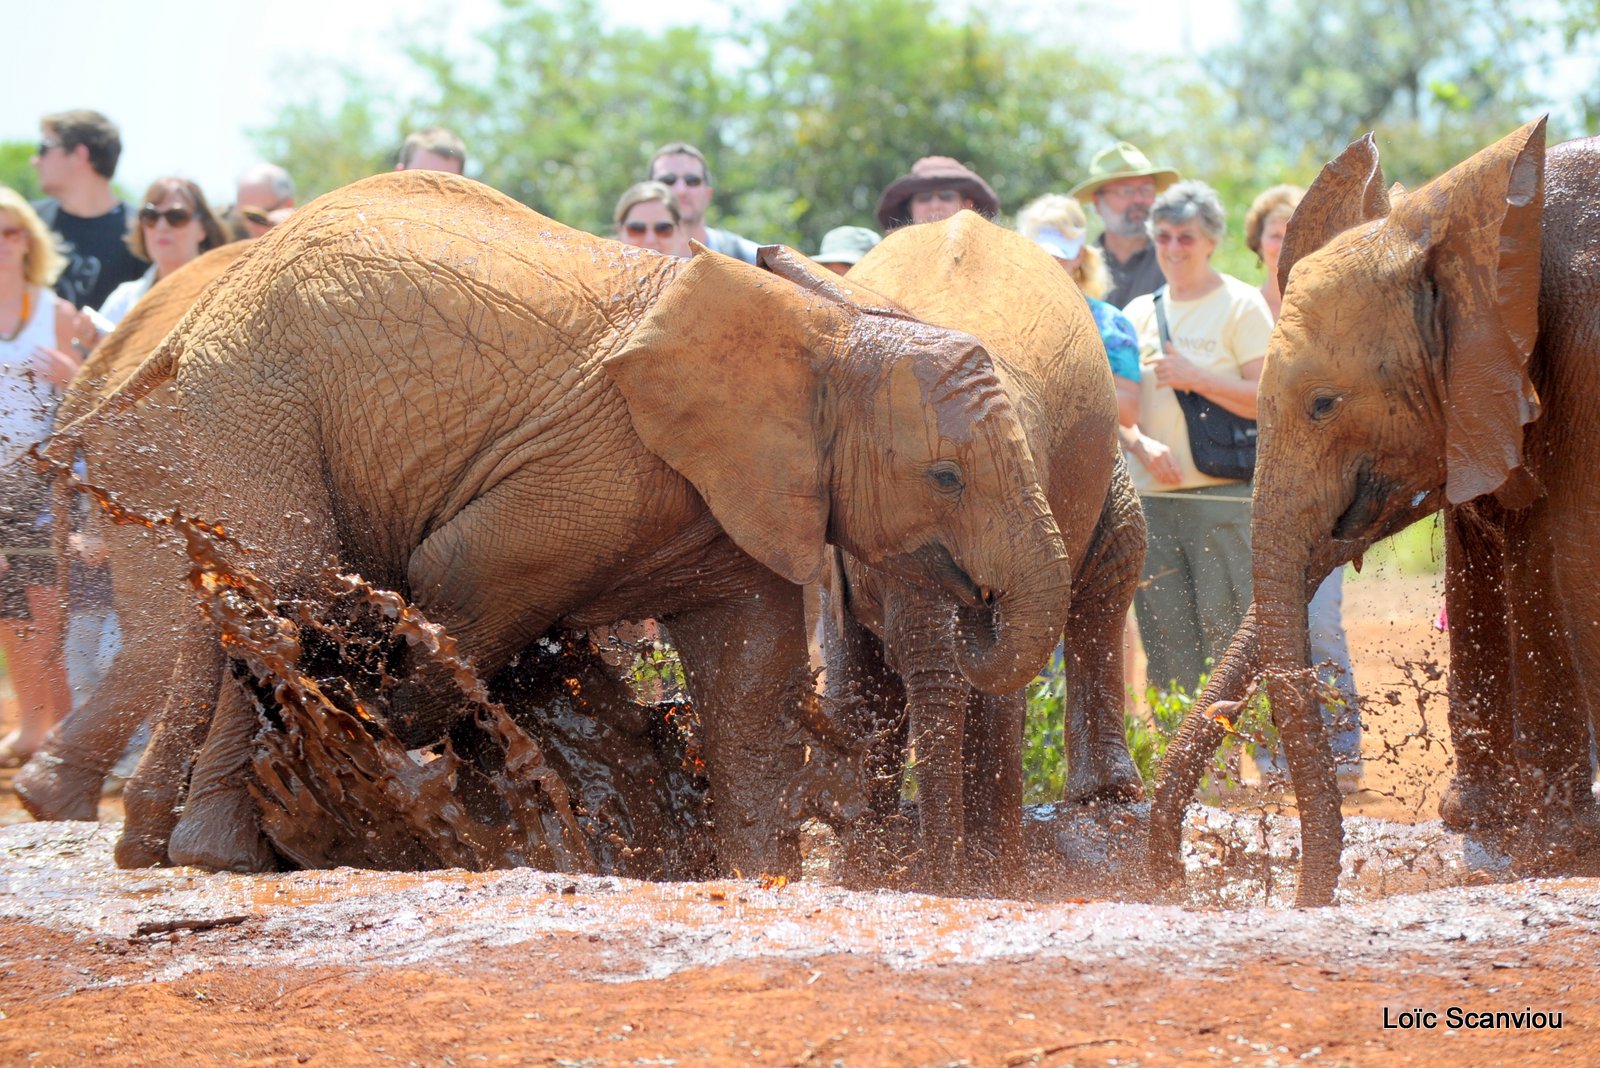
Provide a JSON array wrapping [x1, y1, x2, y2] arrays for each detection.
[[58, 477, 716, 877]]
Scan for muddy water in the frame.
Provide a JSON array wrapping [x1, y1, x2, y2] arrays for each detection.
[[1, 814, 1594, 990]]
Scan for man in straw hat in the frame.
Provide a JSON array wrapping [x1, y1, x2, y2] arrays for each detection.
[[1069, 141, 1180, 308], [875, 156, 999, 232]]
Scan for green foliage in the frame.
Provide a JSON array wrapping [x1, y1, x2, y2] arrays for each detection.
[[1352, 513, 1444, 577], [247, 0, 1590, 259], [1023, 666, 1279, 803], [0, 142, 43, 201]]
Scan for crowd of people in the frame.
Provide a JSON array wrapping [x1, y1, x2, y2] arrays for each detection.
[[0, 107, 1361, 788]]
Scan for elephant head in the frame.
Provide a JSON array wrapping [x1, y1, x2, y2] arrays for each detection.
[[1240, 117, 1547, 902], [604, 244, 1072, 695]]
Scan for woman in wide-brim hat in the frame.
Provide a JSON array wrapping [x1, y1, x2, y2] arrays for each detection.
[[1067, 141, 1180, 202], [874, 156, 999, 231]]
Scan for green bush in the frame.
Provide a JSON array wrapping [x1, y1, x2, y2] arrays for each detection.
[[1022, 663, 1278, 803]]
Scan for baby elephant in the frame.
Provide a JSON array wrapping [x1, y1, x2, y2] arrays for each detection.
[[52, 172, 1075, 877]]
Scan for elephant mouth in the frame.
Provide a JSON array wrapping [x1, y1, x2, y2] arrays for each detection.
[[903, 540, 988, 610], [1330, 462, 1441, 561]]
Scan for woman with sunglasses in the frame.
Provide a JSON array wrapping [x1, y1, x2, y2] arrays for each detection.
[[0, 187, 97, 764], [93, 177, 229, 329], [612, 182, 691, 259], [1118, 180, 1274, 697]]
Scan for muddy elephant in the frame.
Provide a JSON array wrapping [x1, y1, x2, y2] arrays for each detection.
[[54, 171, 1073, 876], [1150, 119, 1600, 905], [16, 241, 254, 822], [818, 212, 1146, 892]]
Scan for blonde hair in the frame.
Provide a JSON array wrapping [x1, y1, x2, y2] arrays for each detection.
[[1244, 184, 1304, 261], [0, 186, 69, 288], [1015, 192, 1110, 300]]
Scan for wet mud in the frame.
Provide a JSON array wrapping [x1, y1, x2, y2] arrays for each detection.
[[5, 557, 1598, 1063]]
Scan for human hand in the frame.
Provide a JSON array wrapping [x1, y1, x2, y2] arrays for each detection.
[[1145, 341, 1204, 392], [29, 346, 82, 390], [1129, 432, 1184, 485]]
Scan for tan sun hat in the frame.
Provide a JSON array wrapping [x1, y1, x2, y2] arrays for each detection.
[[1067, 141, 1181, 202]]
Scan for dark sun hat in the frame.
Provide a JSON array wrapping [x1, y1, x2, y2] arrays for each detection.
[[1067, 141, 1181, 202], [874, 156, 1000, 231]]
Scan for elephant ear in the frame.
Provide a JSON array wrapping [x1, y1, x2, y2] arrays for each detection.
[[1279, 133, 1392, 295], [756, 244, 910, 318], [1392, 117, 1546, 505], [605, 247, 845, 585]]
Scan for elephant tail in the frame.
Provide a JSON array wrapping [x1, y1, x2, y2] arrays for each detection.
[[39, 337, 182, 470]]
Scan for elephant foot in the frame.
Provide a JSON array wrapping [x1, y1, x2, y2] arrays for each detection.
[[114, 830, 172, 869], [14, 753, 106, 822], [168, 784, 279, 873], [1065, 768, 1146, 807], [1439, 776, 1514, 834], [1507, 802, 1600, 878]]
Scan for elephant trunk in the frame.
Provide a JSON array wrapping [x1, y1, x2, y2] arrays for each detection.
[[954, 492, 1073, 696], [1147, 606, 1262, 893], [1254, 533, 1344, 907]]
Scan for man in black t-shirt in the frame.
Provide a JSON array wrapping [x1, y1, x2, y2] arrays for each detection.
[[31, 110, 144, 313]]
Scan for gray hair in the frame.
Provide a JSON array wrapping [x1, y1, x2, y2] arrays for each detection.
[[1147, 179, 1225, 242], [237, 162, 294, 201]]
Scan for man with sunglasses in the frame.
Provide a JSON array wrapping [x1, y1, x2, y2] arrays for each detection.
[[29, 110, 144, 312], [874, 156, 999, 232], [646, 142, 759, 264], [1069, 141, 1181, 309]]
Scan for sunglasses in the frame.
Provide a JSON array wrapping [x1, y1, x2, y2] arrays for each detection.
[[1153, 231, 1204, 247], [139, 205, 197, 227], [625, 220, 677, 237], [911, 189, 963, 203], [1, 226, 25, 241], [653, 173, 705, 188], [37, 141, 64, 155]]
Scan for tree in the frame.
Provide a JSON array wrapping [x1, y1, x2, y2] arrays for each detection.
[[0, 143, 43, 201], [1201, 0, 1546, 185], [249, 71, 404, 203], [737, 0, 1130, 248], [402, 0, 736, 234]]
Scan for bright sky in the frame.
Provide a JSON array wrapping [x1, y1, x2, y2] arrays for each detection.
[[2, 0, 1231, 207]]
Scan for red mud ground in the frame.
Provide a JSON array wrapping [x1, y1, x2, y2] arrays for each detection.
[[3, 569, 1597, 1067]]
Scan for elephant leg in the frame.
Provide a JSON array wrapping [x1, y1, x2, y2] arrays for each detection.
[[820, 583, 909, 876], [17, 552, 193, 822], [883, 586, 969, 893], [1503, 512, 1600, 872], [115, 646, 224, 868], [962, 687, 1024, 891], [1066, 462, 1145, 804], [167, 669, 279, 872], [17, 656, 164, 822], [398, 478, 645, 746], [668, 569, 811, 878], [1439, 504, 1516, 832]]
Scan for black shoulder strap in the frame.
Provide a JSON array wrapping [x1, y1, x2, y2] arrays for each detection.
[[1152, 285, 1172, 348]]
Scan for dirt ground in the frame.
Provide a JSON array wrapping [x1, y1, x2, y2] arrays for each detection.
[[3, 567, 1598, 1067]]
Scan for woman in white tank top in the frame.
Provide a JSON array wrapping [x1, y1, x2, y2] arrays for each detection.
[[0, 187, 94, 764]]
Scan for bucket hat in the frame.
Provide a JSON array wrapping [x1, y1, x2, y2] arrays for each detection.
[[874, 156, 999, 231], [1067, 142, 1180, 202], [814, 226, 882, 266]]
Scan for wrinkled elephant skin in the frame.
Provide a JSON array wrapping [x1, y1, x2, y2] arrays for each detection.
[[16, 242, 254, 830], [823, 212, 1146, 892], [56, 173, 1069, 878], [1152, 120, 1600, 905]]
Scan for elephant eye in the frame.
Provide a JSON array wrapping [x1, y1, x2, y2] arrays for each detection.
[[928, 461, 965, 494], [1309, 393, 1342, 422]]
